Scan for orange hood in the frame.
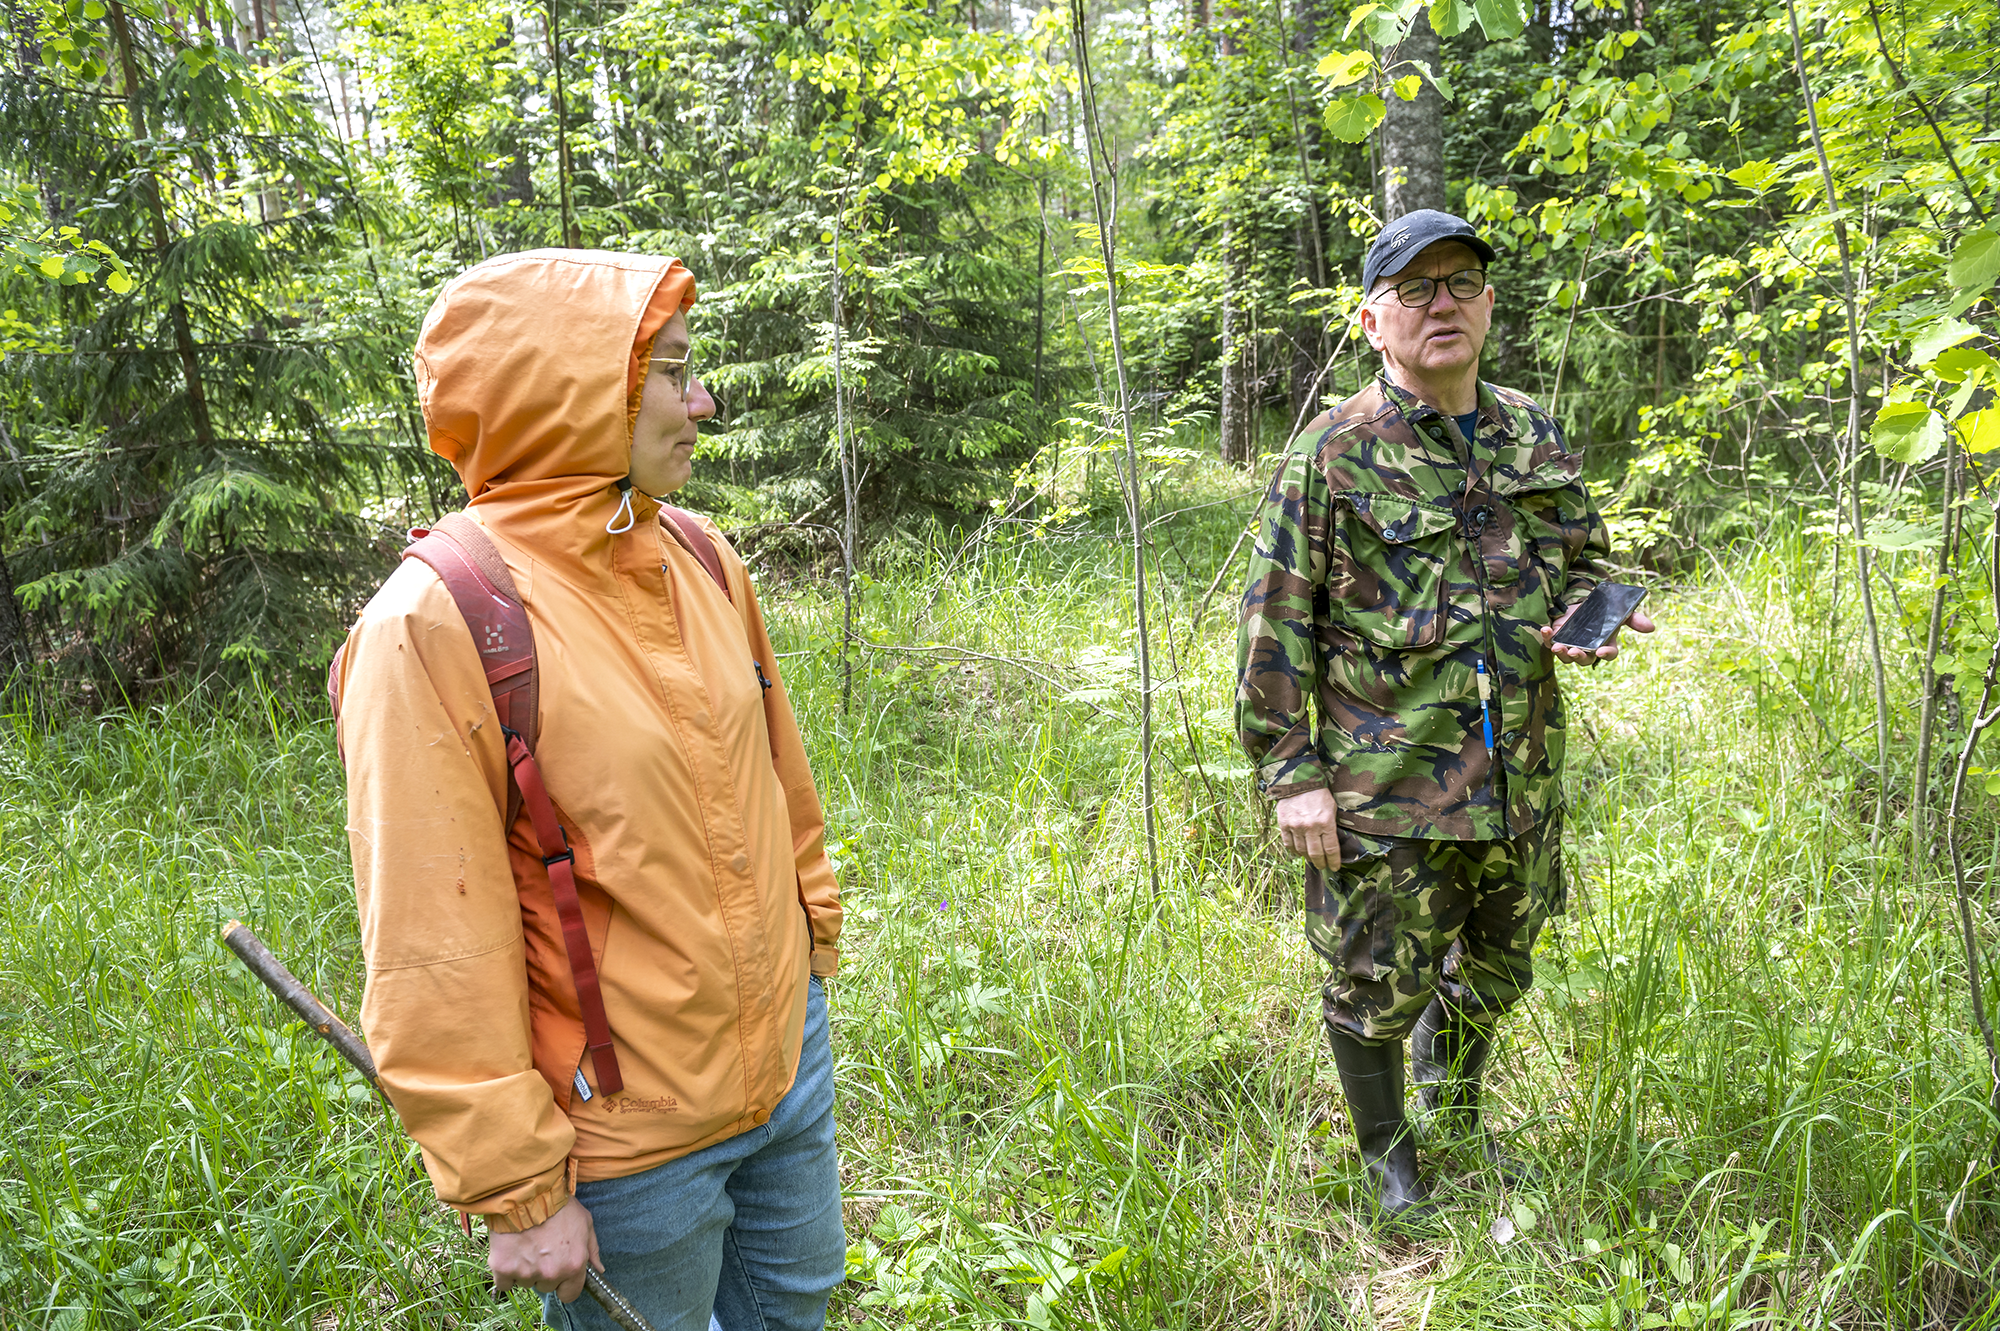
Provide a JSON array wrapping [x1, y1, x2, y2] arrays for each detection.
[[414, 248, 694, 517]]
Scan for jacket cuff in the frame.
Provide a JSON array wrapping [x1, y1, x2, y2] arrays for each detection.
[[1562, 577, 1604, 610], [1256, 756, 1326, 802], [811, 946, 839, 978], [471, 1170, 573, 1234]]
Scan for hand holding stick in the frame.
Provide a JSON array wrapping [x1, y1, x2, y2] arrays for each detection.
[[220, 921, 656, 1331]]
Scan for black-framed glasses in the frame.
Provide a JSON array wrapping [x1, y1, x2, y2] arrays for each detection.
[[1374, 268, 1489, 308], [649, 353, 695, 403]]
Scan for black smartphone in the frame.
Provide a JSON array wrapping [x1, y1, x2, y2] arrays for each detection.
[[1552, 582, 1647, 650]]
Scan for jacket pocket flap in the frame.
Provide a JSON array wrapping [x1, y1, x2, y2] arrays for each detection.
[[1497, 455, 1583, 495], [1344, 492, 1457, 543]]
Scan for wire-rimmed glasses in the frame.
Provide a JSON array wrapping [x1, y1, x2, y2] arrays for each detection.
[[648, 353, 695, 403]]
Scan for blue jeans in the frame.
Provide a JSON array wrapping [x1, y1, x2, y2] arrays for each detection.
[[544, 977, 845, 1331]]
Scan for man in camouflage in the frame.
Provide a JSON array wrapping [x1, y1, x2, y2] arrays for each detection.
[[1235, 210, 1654, 1223]]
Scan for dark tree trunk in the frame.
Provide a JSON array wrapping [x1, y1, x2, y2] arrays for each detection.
[[1215, 0, 1253, 465], [1220, 220, 1254, 466], [1378, 10, 1447, 219], [0, 541, 26, 673], [1289, 301, 1320, 423]]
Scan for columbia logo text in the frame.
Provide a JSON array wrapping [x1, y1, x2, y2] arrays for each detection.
[[606, 1095, 680, 1114]]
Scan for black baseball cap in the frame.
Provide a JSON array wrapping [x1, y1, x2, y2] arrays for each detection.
[[1362, 209, 1497, 295]]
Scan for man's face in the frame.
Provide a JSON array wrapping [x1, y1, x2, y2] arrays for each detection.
[[1357, 241, 1495, 383]]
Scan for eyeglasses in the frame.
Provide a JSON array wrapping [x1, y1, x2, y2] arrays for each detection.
[[1373, 269, 1489, 308], [649, 353, 696, 403]]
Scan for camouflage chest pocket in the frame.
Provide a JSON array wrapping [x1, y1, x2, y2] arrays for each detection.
[[1502, 458, 1590, 582], [1329, 491, 1459, 649]]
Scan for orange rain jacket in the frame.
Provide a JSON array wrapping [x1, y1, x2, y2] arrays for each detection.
[[335, 250, 840, 1233]]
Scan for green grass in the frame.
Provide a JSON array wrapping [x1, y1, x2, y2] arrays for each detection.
[[3, 463, 1997, 1328]]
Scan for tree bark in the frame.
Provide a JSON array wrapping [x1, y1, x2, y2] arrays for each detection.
[[491, 19, 536, 207], [547, 0, 579, 247], [0, 423, 25, 673], [1215, 5, 1254, 465], [1220, 219, 1254, 465], [0, 540, 25, 673], [1378, 9, 1446, 219]]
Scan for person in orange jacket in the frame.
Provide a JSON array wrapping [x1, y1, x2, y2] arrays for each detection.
[[335, 250, 845, 1330]]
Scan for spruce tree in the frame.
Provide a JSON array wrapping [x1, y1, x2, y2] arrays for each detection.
[[0, 0, 421, 690]]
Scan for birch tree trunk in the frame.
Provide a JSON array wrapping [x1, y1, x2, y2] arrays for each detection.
[[1378, 10, 1446, 219]]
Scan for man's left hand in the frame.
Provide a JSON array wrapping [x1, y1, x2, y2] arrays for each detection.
[[1541, 606, 1655, 666]]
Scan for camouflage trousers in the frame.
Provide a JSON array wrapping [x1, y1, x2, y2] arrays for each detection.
[[1304, 813, 1565, 1045]]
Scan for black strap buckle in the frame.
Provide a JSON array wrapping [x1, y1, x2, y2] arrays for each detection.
[[543, 826, 574, 868]]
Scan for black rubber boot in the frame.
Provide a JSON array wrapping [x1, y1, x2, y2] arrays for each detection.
[[1327, 1029, 1437, 1226], [1411, 996, 1532, 1184]]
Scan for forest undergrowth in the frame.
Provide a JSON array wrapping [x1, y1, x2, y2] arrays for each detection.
[[2, 463, 1998, 1330]]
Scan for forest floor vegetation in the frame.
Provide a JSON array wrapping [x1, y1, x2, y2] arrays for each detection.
[[1, 462, 1997, 1329]]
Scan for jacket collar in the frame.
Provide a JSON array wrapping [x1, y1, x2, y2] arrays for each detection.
[[1376, 375, 1515, 442]]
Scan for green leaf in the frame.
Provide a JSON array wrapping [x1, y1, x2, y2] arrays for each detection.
[[1725, 159, 1780, 192], [1429, 0, 1475, 36], [1362, 6, 1408, 44], [105, 268, 133, 294], [1947, 376, 1983, 420], [1323, 94, 1387, 142], [1314, 48, 1374, 88], [1960, 406, 2000, 455], [1392, 74, 1423, 101], [1342, 3, 1382, 39], [1856, 517, 1944, 550], [1869, 401, 1946, 464], [1933, 345, 1997, 384], [1911, 317, 1979, 365], [1948, 229, 2000, 294], [1473, 0, 1526, 40], [1090, 1246, 1130, 1276]]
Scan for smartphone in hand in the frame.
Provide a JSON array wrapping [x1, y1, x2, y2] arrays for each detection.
[[1551, 582, 1647, 651]]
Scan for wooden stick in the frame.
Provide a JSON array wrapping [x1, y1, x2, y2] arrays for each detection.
[[222, 921, 379, 1085], [220, 922, 658, 1331]]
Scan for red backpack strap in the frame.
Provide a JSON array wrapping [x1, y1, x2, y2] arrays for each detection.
[[504, 731, 622, 1096], [401, 515, 624, 1098], [659, 506, 732, 602], [419, 514, 541, 759]]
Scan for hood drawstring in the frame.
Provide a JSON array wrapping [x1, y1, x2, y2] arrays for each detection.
[[606, 477, 637, 535]]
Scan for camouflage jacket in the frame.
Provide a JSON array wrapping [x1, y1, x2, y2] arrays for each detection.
[[1235, 376, 1614, 841]]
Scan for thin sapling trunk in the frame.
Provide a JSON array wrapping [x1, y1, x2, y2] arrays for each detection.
[[1789, 0, 1892, 843], [1070, 0, 1159, 899], [1941, 504, 2000, 1160], [832, 200, 856, 716]]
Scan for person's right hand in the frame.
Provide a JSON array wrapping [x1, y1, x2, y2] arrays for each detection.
[[490, 1195, 602, 1304], [1276, 788, 1342, 870]]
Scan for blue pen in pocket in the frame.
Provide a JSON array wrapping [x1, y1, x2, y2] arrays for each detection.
[[1475, 658, 1495, 757]]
